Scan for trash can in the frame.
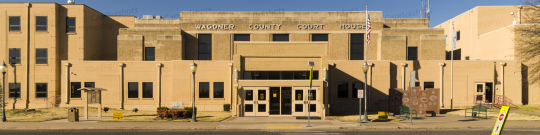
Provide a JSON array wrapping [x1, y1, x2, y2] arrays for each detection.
[[68, 108, 79, 122]]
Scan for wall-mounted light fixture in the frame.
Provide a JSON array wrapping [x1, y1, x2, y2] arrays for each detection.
[[323, 67, 327, 81], [234, 68, 238, 82]]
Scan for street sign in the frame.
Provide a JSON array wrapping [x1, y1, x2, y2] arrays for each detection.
[[113, 112, 123, 120], [357, 90, 364, 98], [410, 71, 416, 87], [492, 106, 510, 135]]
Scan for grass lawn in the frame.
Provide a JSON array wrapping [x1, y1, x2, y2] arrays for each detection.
[[517, 105, 540, 113], [4, 107, 231, 122]]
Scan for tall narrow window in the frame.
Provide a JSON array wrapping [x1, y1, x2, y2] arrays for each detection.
[[9, 16, 20, 32], [85, 82, 95, 88], [352, 82, 364, 98], [36, 16, 47, 31], [9, 83, 21, 98], [350, 34, 364, 60], [145, 47, 155, 61], [408, 47, 418, 60], [128, 82, 138, 98], [198, 34, 212, 60], [66, 17, 76, 33], [234, 34, 250, 41], [142, 82, 153, 98], [312, 34, 328, 41], [456, 31, 460, 41], [9, 48, 21, 64], [36, 48, 48, 64], [70, 82, 81, 98], [338, 82, 348, 98], [213, 82, 224, 98], [272, 34, 289, 41], [199, 82, 210, 98], [36, 83, 47, 98]]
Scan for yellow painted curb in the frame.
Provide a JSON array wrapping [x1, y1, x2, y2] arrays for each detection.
[[267, 126, 302, 129]]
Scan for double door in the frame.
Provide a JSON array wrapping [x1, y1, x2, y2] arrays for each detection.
[[292, 87, 320, 116], [475, 82, 494, 103], [244, 87, 269, 116]]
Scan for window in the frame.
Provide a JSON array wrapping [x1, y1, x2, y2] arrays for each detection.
[[309, 90, 316, 100], [9, 48, 21, 64], [142, 82, 153, 98], [36, 83, 47, 98], [9, 16, 20, 31], [198, 34, 212, 60], [66, 17, 76, 33], [36, 48, 48, 64], [245, 90, 253, 101], [9, 83, 21, 98], [145, 47, 155, 61], [456, 31, 460, 41], [36, 16, 47, 31], [70, 82, 81, 98], [424, 82, 434, 90], [338, 82, 348, 98], [312, 34, 328, 41], [350, 34, 364, 60], [272, 34, 289, 41], [465, 56, 470, 60], [128, 82, 138, 98], [234, 34, 250, 41], [213, 82, 224, 98], [408, 47, 418, 60], [199, 82, 210, 98], [415, 82, 420, 87], [84, 82, 95, 88], [352, 82, 364, 98]]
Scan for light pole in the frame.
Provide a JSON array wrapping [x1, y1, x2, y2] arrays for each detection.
[[190, 62, 197, 122], [307, 61, 314, 127], [1, 62, 7, 122], [362, 63, 369, 122]]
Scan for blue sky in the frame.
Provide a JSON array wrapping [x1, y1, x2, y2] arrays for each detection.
[[3, 0, 522, 27]]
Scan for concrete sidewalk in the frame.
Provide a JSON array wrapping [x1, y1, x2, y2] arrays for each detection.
[[1, 114, 539, 130]]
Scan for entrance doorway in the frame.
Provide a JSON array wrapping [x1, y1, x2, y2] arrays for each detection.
[[269, 87, 280, 115], [474, 82, 494, 104], [244, 87, 269, 116], [485, 82, 493, 103], [292, 87, 320, 117], [243, 86, 320, 117]]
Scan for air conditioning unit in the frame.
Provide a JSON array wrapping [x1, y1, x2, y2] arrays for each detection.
[[67, 0, 75, 4], [142, 15, 154, 19], [155, 16, 162, 19]]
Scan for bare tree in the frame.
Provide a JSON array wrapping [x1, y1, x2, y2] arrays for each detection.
[[515, 0, 540, 84]]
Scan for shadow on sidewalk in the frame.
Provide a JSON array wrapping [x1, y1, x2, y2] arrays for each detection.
[[458, 119, 479, 122], [440, 109, 463, 114]]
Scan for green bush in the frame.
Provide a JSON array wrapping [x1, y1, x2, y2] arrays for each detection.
[[157, 106, 169, 110], [223, 104, 231, 111], [184, 107, 197, 117]]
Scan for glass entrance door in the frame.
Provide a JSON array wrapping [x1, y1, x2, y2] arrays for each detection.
[[475, 83, 485, 104], [244, 87, 269, 116], [485, 82, 493, 103], [291, 87, 320, 116]]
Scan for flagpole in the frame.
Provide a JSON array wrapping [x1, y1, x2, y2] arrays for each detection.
[[363, 6, 369, 122]]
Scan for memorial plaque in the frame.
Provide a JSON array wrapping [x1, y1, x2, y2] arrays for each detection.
[[87, 91, 100, 104], [171, 102, 184, 110]]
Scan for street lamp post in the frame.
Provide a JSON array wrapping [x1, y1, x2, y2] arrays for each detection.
[[362, 63, 369, 122], [190, 62, 197, 122], [307, 61, 314, 127], [1, 62, 7, 122]]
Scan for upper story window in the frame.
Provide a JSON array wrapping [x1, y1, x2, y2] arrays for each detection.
[[312, 34, 328, 41], [66, 17, 76, 33], [234, 34, 250, 41], [424, 82, 434, 90], [9, 16, 20, 32], [36, 16, 47, 31], [272, 34, 289, 41], [9, 48, 21, 64], [198, 34, 212, 60], [243, 71, 319, 80], [145, 47, 155, 61], [456, 31, 460, 41], [36, 48, 48, 64], [407, 47, 418, 60], [350, 34, 364, 60]]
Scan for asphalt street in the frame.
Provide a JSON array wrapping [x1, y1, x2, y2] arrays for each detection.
[[1, 128, 540, 135]]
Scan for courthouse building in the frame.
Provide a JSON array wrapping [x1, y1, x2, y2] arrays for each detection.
[[0, 2, 530, 118]]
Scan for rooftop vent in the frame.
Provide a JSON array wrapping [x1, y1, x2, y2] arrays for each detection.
[[142, 15, 154, 19], [155, 16, 162, 19], [67, 0, 75, 4]]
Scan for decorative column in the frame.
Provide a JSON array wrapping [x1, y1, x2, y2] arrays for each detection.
[[64, 63, 70, 104], [439, 62, 445, 107], [118, 63, 124, 109], [500, 62, 506, 101], [156, 63, 162, 107], [401, 63, 407, 89]]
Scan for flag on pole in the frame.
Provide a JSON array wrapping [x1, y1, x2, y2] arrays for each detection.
[[366, 11, 371, 45]]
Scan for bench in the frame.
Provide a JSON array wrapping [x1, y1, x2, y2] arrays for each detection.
[[399, 105, 417, 119], [465, 105, 488, 119]]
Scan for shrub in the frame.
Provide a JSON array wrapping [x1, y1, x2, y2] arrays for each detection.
[[157, 109, 189, 119], [223, 104, 231, 111], [157, 110, 168, 119], [184, 107, 197, 117], [157, 106, 169, 110]]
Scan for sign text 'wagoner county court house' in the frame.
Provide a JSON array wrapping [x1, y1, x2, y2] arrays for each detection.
[[194, 24, 367, 30]]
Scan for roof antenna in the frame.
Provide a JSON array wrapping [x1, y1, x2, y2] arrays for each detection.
[[421, 0, 431, 20], [68, 0, 75, 4]]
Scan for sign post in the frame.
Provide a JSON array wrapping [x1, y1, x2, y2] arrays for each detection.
[[492, 106, 510, 135], [410, 71, 415, 125], [113, 112, 123, 120]]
